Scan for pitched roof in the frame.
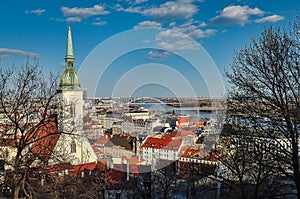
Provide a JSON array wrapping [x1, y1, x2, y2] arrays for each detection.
[[105, 168, 136, 190], [122, 156, 145, 165], [29, 116, 60, 163], [180, 147, 203, 157], [94, 135, 110, 146], [142, 137, 182, 151], [178, 130, 197, 137], [43, 162, 73, 173], [72, 162, 97, 173], [105, 135, 133, 150]]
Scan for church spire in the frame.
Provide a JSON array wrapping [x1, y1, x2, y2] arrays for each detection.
[[59, 26, 81, 90], [66, 26, 74, 59], [65, 26, 75, 68]]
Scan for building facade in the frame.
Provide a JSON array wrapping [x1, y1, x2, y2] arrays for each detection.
[[142, 137, 183, 165]]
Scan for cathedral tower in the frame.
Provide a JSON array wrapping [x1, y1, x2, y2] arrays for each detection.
[[58, 26, 83, 131], [51, 27, 96, 165]]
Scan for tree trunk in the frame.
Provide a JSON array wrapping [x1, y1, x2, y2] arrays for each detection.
[[13, 184, 20, 199]]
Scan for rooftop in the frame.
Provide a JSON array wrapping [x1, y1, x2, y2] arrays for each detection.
[[142, 137, 182, 151]]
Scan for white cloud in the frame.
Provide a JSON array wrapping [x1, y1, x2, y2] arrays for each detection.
[[169, 22, 176, 27], [153, 19, 215, 52], [157, 39, 200, 51], [125, 7, 142, 13], [114, 4, 142, 13], [155, 29, 200, 51], [156, 29, 189, 40], [255, 15, 284, 23], [210, 5, 264, 26], [188, 28, 216, 38], [172, 19, 216, 39], [66, 17, 82, 22], [124, 0, 148, 5], [25, 9, 46, 15], [116, 0, 198, 20], [61, 5, 109, 23], [0, 48, 39, 58], [177, 0, 204, 3], [113, 4, 123, 11], [148, 50, 171, 59], [134, 0, 148, 4], [142, 1, 198, 19], [134, 20, 162, 29], [92, 18, 107, 26]]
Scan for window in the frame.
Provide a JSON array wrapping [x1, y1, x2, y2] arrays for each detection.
[[70, 103, 75, 117], [71, 140, 76, 153]]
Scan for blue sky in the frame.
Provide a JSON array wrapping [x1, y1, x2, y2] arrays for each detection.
[[0, 0, 298, 97]]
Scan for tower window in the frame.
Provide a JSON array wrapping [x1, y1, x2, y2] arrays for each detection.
[[67, 62, 73, 68], [70, 103, 75, 117], [71, 140, 76, 153]]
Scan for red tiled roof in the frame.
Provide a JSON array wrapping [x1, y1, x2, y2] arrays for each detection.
[[94, 135, 110, 146], [161, 134, 174, 140], [29, 116, 60, 163], [178, 130, 196, 137], [44, 162, 73, 172], [91, 121, 100, 125], [45, 161, 100, 174], [180, 147, 201, 157], [72, 162, 97, 172], [205, 151, 219, 161], [92, 146, 102, 154], [122, 156, 145, 165], [105, 169, 136, 190], [142, 137, 182, 151], [96, 159, 106, 171]]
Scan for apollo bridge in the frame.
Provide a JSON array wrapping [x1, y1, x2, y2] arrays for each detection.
[[127, 97, 225, 112]]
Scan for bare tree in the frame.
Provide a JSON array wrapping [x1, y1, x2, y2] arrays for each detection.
[[217, 129, 286, 199], [151, 170, 176, 199], [0, 62, 62, 199], [151, 162, 177, 199], [224, 19, 300, 198]]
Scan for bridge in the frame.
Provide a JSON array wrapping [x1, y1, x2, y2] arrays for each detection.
[[149, 106, 224, 112], [127, 97, 225, 112], [128, 97, 165, 104]]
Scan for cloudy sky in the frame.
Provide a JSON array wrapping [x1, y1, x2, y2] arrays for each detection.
[[0, 0, 298, 97]]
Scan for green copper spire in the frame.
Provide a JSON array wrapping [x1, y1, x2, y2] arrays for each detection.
[[66, 26, 74, 60], [59, 26, 81, 90]]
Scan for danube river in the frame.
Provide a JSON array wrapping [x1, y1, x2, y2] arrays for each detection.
[[134, 103, 217, 119]]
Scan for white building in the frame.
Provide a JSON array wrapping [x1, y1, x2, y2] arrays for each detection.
[[142, 137, 183, 165]]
